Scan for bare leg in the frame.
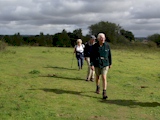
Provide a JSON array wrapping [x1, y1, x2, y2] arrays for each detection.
[[86, 57, 92, 81], [101, 68, 108, 99], [95, 75, 100, 94], [91, 70, 95, 80], [101, 74, 107, 90]]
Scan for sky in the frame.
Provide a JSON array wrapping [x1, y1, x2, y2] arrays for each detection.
[[0, 0, 160, 37]]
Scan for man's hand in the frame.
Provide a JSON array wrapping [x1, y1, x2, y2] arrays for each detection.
[[91, 66, 94, 70], [109, 65, 112, 69]]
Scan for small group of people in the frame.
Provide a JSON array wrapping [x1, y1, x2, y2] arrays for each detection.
[[73, 33, 112, 99]]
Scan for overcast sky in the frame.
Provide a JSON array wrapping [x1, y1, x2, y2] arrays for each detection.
[[0, 0, 160, 37]]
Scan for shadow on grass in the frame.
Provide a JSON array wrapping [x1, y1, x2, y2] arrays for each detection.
[[40, 88, 82, 95], [28, 88, 160, 107], [39, 74, 84, 81], [100, 99, 160, 107], [29, 88, 99, 99], [44, 66, 77, 70]]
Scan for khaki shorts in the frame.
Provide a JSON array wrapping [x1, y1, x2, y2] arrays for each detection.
[[95, 66, 109, 76]]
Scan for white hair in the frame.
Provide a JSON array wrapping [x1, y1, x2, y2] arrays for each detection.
[[77, 39, 82, 43], [97, 33, 106, 40]]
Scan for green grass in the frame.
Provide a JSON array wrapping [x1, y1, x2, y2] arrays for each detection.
[[0, 46, 160, 120]]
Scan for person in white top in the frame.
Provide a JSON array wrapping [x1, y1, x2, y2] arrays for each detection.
[[74, 39, 85, 70]]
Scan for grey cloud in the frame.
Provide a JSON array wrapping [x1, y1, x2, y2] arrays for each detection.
[[0, 0, 160, 37], [129, 0, 160, 19]]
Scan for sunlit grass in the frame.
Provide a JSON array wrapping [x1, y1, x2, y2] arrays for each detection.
[[0, 46, 160, 120]]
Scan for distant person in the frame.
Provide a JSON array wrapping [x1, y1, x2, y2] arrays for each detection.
[[84, 35, 96, 82], [74, 39, 85, 70], [90, 33, 112, 99]]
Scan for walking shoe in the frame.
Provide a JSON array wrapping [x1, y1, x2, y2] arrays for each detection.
[[90, 78, 94, 82], [103, 95, 108, 99], [102, 90, 108, 99], [86, 79, 89, 81], [95, 86, 100, 94], [85, 78, 89, 81]]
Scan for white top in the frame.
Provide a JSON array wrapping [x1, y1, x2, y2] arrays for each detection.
[[75, 44, 85, 53]]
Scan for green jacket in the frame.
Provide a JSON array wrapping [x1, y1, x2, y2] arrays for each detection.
[[90, 42, 112, 68]]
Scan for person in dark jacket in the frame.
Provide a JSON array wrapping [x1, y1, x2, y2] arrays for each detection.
[[90, 33, 112, 99], [84, 35, 96, 81]]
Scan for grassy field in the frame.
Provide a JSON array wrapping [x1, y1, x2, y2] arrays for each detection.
[[0, 46, 160, 120]]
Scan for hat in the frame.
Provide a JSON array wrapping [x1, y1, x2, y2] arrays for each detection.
[[90, 35, 96, 39]]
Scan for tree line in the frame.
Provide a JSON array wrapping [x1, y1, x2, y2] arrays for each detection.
[[0, 21, 159, 47]]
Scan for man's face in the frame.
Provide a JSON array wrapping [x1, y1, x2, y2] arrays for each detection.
[[98, 35, 105, 44], [90, 38, 95, 43]]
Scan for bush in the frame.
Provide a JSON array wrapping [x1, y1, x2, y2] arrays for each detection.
[[29, 70, 40, 74], [0, 40, 8, 51], [147, 41, 157, 48], [110, 40, 159, 52]]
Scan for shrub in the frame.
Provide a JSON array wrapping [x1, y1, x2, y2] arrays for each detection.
[[0, 40, 8, 51], [29, 70, 40, 74], [147, 41, 157, 48]]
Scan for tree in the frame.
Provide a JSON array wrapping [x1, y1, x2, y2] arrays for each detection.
[[37, 32, 47, 46], [60, 29, 71, 47], [147, 33, 160, 46], [73, 29, 83, 39], [12, 32, 24, 46], [120, 29, 135, 41], [88, 21, 121, 43], [68, 32, 77, 46], [4, 35, 12, 45], [27, 36, 38, 46], [52, 33, 61, 47], [45, 34, 53, 46], [53, 29, 71, 47]]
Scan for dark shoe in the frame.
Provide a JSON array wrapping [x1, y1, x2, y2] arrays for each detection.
[[95, 86, 100, 94], [90, 78, 94, 82], [86, 78, 89, 81], [102, 90, 108, 99], [103, 95, 108, 99], [86, 79, 89, 81]]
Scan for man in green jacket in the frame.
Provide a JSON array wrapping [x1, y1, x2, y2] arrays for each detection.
[[90, 33, 112, 99]]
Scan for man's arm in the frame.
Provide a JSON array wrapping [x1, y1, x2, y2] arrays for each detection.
[[108, 44, 112, 68], [90, 43, 96, 70]]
